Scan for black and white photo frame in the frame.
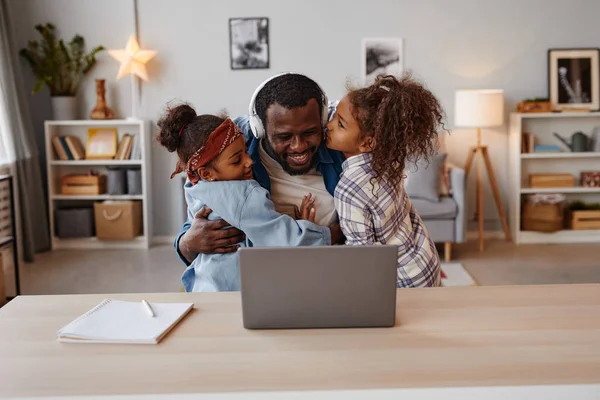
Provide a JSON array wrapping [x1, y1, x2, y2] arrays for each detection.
[[229, 17, 270, 70], [548, 48, 600, 111], [362, 38, 404, 84]]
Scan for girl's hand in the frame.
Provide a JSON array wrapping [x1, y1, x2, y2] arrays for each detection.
[[294, 193, 316, 222]]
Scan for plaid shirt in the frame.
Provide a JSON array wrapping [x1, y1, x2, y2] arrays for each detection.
[[334, 153, 441, 287]]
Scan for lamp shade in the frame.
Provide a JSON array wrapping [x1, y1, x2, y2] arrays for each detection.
[[455, 90, 504, 128]]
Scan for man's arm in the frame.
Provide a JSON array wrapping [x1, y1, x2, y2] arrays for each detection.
[[174, 220, 192, 266], [174, 207, 245, 266]]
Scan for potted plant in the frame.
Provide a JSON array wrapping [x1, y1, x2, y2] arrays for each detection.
[[19, 23, 105, 120]]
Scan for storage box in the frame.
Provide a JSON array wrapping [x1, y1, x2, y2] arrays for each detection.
[[107, 168, 126, 195], [581, 171, 600, 188], [126, 168, 142, 195], [522, 202, 564, 233], [94, 201, 142, 240], [61, 175, 107, 195], [529, 173, 574, 188], [517, 100, 552, 113], [567, 210, 600, 230], [55, 208, 95, 238]]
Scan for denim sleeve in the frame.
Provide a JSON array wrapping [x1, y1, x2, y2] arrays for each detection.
[[237, 186, 331, 247], [174, 220, 192, 266]]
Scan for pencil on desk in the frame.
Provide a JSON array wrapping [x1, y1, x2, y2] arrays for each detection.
[[141, 300, 155, 317]]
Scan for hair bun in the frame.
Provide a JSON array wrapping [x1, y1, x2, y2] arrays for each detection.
[[156, 103, 197, 152]]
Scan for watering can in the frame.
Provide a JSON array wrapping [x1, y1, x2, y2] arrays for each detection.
[[553, 131, 589, 152]]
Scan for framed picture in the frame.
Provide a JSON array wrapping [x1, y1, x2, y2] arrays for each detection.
[[229, 17, 269, 70], [362, 38, 404, 84], [548, 48, 600, 111], [86, 128, 118, 160]]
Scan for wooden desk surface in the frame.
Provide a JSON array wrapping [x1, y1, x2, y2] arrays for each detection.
[[1, 284, 599, 398]]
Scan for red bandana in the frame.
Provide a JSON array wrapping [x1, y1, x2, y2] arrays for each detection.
[[170, 118, 242, 184]]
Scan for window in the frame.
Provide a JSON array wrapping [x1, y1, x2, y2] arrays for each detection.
[[0, 80, 15, 164]]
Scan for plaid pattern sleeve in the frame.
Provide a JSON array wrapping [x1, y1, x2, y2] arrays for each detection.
[[334, 154, 441, 288], [334, 171, 376, 246]]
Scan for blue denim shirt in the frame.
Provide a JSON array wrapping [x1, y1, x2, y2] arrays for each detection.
[[181, 180, 331, 292], [175, 107, 345, 265]]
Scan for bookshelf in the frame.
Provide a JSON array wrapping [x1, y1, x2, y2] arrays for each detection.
[[508, 112, 600, 244], [44, 120, 152, 249]]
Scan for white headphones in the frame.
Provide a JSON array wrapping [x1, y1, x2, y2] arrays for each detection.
[[248, 72, 329, 139]]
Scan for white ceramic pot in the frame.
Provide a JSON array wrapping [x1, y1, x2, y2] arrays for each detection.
[[51, 96, 77, 120]]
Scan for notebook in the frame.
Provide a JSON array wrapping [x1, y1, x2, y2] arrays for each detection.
[[57, 299, 194, 344]]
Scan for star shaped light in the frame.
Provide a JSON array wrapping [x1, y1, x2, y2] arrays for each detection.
[[108, 35, 156, 81]]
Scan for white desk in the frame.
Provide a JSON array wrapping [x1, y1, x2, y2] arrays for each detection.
[[1, 284, 599, 399]]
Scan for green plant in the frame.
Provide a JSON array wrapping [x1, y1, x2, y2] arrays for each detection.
[[569, 200, 600, 211], [19, 23, 105, 96], [521, 97, 549, 103]]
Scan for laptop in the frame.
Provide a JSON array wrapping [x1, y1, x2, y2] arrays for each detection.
[[239, 245, 398, 329]]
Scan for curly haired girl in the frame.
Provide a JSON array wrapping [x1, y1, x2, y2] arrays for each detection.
[[325, 73, 445, 287]]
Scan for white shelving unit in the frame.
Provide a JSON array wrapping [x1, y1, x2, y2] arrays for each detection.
[[508, 112, 600, 244], [44, 119, 153, 249], [50, 160, 143, 166]]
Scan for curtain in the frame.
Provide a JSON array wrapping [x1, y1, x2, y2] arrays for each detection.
[[0, 0, 50, 261]]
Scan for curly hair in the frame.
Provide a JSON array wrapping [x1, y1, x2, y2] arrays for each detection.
[[155, 102, 226, 166], [347, 73, 447, 192]]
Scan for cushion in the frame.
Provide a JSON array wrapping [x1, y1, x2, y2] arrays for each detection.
[[439, 163, 451, 196], [404, 153, 447, 202], [411, 196, 458, 219]]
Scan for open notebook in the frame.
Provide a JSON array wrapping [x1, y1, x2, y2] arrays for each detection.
[[57, 299, 194, 344]]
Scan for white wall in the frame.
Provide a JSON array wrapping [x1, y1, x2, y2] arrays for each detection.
[[8, 0, 600, 236]]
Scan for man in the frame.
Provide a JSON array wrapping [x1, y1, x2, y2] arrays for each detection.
[[175, 73, 345, 265]]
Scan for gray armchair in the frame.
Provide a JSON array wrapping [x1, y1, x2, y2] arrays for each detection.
[[410, 166, 466, 262]]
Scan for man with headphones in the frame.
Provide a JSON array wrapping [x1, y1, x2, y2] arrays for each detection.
[[175, 73, 345, 265]]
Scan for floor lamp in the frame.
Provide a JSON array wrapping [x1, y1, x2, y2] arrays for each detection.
[[455, 90, 512, 251]]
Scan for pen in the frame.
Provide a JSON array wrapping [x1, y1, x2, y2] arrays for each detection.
[[142, 299, 155, 318]]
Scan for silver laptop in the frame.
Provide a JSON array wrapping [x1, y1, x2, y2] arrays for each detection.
[[239, 245, 398, 329]]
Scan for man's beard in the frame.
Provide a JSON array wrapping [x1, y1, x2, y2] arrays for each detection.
[[262, 139, 317, 176]]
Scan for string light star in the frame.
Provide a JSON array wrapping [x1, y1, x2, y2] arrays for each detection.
[[108, 35, 156, 81]]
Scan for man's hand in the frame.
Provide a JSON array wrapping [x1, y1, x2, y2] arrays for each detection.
[[294, 193, 316, 222], [179, 207, 245, 262], [329, 223, 345, 245]]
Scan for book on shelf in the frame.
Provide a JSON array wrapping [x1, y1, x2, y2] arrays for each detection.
[[51, 136, 69, 160], [51, 136, 86, 160], [65, 136, 86, 160], [533, 144, 562, 153], [124, 135, 133, 160], [130, 135, 142, 160], [521, 132, 536, 153], [115, 134, 135, 160]]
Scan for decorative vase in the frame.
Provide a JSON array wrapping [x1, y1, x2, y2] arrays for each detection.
[[90, 79, 115, 120], [51, 96, 77, 120]]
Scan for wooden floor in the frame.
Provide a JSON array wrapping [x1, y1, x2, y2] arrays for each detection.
[[6, 240, 600, 296]]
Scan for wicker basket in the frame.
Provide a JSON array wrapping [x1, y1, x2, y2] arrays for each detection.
[[522, 203, 564, 233]]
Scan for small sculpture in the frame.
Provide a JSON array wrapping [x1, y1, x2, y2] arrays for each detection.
[[90, 79, 115, 120]]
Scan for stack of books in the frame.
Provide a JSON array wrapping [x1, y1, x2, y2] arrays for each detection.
[[51, 136, 86, 160], [521, 132, 562, 153]]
